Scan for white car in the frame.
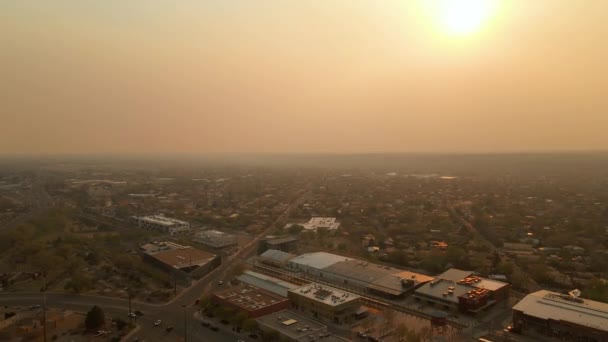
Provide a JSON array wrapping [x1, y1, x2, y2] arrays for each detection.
[[218, 280, 223, 285], [128, 312, 137, 318], [154, 320, 162, 326]]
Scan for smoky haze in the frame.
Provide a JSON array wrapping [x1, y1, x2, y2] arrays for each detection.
[[1, 1, 607, 154]]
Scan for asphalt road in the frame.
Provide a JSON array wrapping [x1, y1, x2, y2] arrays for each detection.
[[0, 189, 310, 342], [0, 273, 244, 342]]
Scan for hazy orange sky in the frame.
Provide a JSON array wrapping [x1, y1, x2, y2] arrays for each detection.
[[1, 1, 607, 154]]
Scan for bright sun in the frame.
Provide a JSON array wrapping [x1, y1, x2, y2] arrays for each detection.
[[425, 0, 500, 36]]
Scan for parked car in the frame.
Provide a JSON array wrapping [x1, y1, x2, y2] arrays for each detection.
[[154, 320, 162, 326], [166, 326, 174, 332]]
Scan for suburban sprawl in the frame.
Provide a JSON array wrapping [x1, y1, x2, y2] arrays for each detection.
[[0, 154, 607, 341]]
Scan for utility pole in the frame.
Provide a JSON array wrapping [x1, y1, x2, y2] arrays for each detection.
[[42, 273, 47, 342], [174, 272, 177, 295], [128, 289, 133, 328], [182, 305, 187, 342]]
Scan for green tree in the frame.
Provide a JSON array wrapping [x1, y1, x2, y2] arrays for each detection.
[[114, 318, 128, 330], [64, 274, 92, 293], [85, 306, 105, 330], [199, 294, 213, 310], [288, 224, 304, 235], [213, 306, 234, 321], [585, 279, 608, 303], [232, 311, 249, 327], [265, 330, 280, 341], [242, 318, 258, 332]]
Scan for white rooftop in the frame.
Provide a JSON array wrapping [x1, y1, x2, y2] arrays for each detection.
[[237, 270, 299, 297], [139, 214, 188, 226], [513, 290, 608, 332], [305, 217, 340, 230], [288, 252, 352, 270]]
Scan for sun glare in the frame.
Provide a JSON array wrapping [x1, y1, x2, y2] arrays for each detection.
[[425, 0, 500, 36]]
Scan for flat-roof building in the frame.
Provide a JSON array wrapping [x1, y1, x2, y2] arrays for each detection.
[[135, 214, 189, 234], [193, 230, 237, 249], [258, 249, 297, 268], [212, 284, 290, 318], [259, 236, 299, 254], [413, 269, 510, 314], [288, 283, 360, 325], [512, 290, 608, 341], [285, 217, 341, 233], [237, 270, 300, 297], [256, 310, 349, 342], [141, 242, 219, 281], [287, 252, 432, 298], [288, 252, 353, 273]]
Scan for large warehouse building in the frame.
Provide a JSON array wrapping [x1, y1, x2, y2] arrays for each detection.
[[135, 214, 190, 234], [212, 284, 291, 318], [286, 252, 433, 298], [193, 229, 238, 249], [140, 241, 220, 282], [413, 269, 510, 314], [237, 270, 300, 297], [512, 290, 608, 341]]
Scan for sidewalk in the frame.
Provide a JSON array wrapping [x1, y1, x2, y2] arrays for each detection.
[[193, 310, 250, 341], [119, 324, 141, 342]]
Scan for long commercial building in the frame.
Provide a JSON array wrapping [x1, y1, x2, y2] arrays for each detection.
[[413, 269, 510, 314], [286, 252, 433, 298], [512, 290, 608, 341], [237, 270, 300, 297], [135, 214, 190, 234], [212, 284, 291, 318]]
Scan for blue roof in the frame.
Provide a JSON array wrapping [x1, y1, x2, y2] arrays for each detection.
[[237, 270, 299, 297]]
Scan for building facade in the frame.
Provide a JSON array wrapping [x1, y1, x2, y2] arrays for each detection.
[[288, 283, 360, 325], [512, 290, 608, 341]]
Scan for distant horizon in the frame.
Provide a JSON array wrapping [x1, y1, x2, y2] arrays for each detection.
[[2, 149, 608, 157]]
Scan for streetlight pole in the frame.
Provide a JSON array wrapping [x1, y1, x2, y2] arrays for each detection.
[[127, 289, 133, 328], [42, 273, 47, 342], [182, 305, 187, 342]]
